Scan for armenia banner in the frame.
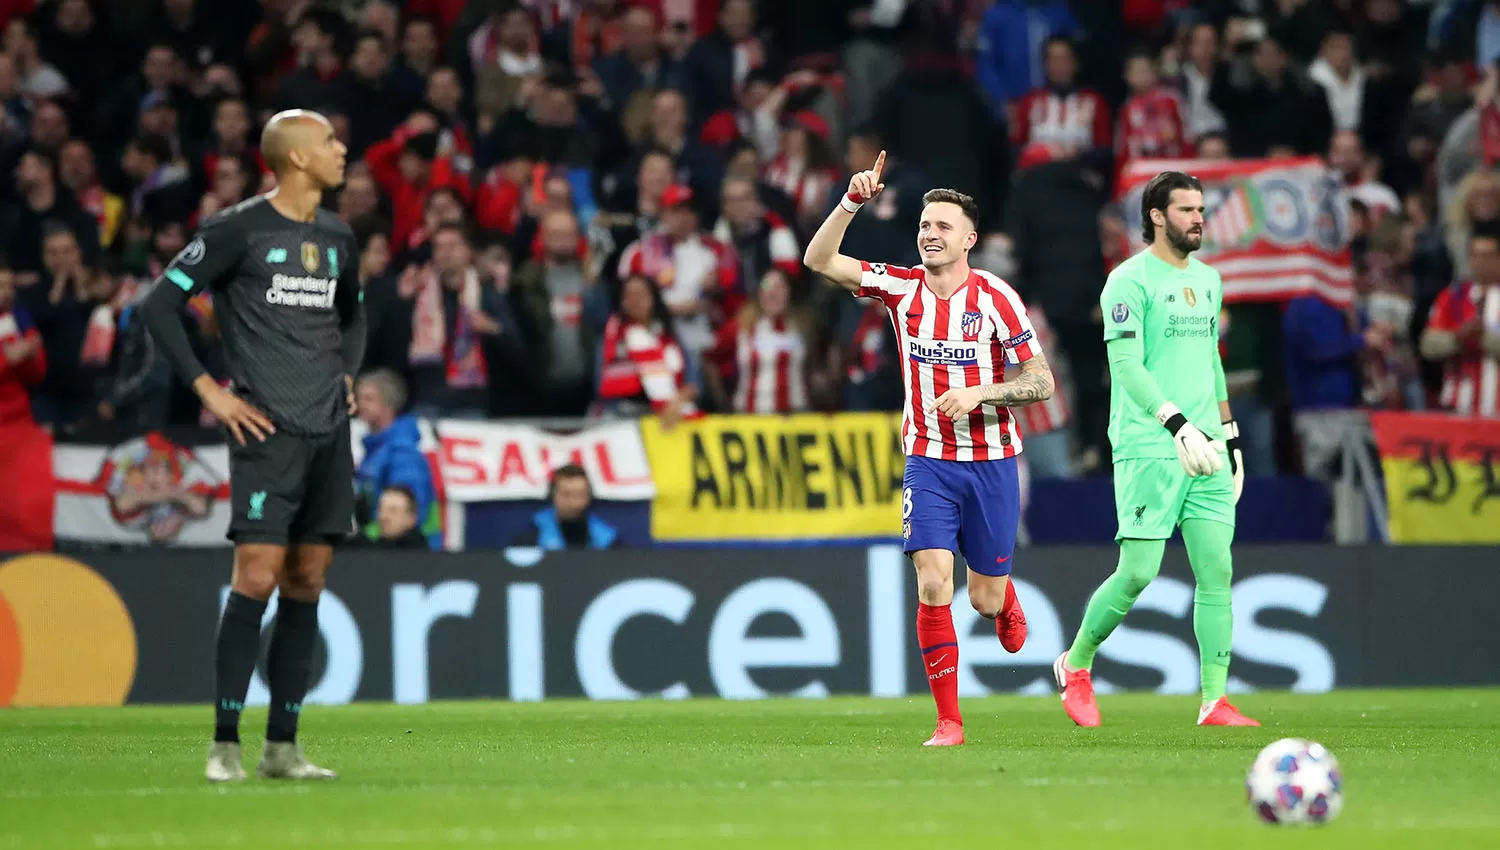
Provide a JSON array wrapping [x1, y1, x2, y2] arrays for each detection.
[[641, 413, 905, 543], [1117, 157, 1353, 306], [1369, 411, 1500, 544]]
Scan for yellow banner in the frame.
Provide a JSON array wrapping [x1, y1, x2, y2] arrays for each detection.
[[1370, 412, 1500, 544], [642, 413, 905, 542]]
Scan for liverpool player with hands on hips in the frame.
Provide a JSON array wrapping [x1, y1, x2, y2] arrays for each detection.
[[140, 110, 365, 781], [804, 151, 1056, 747], [1053, 171, 1257, 729]]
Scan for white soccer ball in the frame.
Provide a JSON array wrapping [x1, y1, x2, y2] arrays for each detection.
[[1245, 738, 1344, 825]]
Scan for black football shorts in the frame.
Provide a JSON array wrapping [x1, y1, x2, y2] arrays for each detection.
[[227, 420, 355, 546]]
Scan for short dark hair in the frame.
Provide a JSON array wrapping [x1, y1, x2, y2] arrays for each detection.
[[551, 463, 590, 490], [1044, 36, 1076, 58], [383, 485, 418, 513], [921, 188, 980, 230], [354, 28, 388, 51], [129, 133, 173, 166], [425, 186, 469, 216], [1140, 171, 1204, 242], [404, 14, 438, 34], [431, 221, 471, 245]]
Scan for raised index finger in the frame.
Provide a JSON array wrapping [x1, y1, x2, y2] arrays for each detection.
[[872, 150, 886, 181]]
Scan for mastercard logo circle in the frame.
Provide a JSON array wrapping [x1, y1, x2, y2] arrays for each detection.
[[0, 555, 137, 707]]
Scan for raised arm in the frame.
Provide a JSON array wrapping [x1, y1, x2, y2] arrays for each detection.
[[803, 150, 886, 292]]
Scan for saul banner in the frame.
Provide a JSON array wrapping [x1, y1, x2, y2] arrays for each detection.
[[1117, 157, 1353, 306], [641, 412, 905, 544], [1369, 412, 1500, 543], [435, 419, 654, 502]]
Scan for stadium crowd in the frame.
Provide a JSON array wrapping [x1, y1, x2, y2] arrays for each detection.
[[1, 0, 1499, 484]]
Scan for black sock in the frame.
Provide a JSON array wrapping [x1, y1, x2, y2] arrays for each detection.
[[265, 597, 319, 743], [214, 591, 268, 743]]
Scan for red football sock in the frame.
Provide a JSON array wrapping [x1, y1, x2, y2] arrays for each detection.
[[917, 602, 961, 724]]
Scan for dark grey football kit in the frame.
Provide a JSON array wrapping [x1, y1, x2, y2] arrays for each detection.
[[140, 196, 367, 545]]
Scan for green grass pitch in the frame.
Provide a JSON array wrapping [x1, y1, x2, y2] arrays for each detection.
[[2, 689, 1499, 848]]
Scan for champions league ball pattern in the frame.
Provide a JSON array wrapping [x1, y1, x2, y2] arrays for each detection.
[[1246, 738, 1344, 825]]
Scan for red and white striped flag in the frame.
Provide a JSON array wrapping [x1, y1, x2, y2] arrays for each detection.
[[1118, 157, 1354, 306]]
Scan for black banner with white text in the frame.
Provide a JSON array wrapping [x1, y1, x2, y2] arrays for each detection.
[[2, 547, 1494, 707]]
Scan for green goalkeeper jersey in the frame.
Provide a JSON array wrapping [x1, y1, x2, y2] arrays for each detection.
[[1101, 249, 1226, 460]]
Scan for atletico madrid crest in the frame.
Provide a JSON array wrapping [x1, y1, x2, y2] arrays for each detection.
[[960, 311, 984, 340]]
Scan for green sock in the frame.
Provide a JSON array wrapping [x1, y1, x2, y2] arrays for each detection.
[[1065, 538, 1165, 670], [1183, 518, 1234, 705]]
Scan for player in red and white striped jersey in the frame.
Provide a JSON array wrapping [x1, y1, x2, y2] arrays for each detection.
[[803, 152, 1058, 748], [855, 260, 1040, 459], [1419, 231, 1500, 417]]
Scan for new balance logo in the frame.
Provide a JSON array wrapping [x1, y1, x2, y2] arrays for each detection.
[[248, 491, 267, 521], [219, 699, 245, 712], [266, 248, 288, 263]]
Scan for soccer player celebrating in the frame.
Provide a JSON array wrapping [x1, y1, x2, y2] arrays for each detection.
[[804, 153, 1055, 747], [1052, 171, 1257, 728], [140, 110, 365, 781]]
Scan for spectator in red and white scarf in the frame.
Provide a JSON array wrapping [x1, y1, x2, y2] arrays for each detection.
[[1012, 37, 1110, 171], [393, 223, 529, 419], [617, 184, 741, 356], [1117, 49, 1189, 166], [713, 175, 800, 299], [0, 265, 44, 426], [596, 271, 699, 428], [366, 112, 474, 255], [761, 110, 838, 233], [706, 267, 816, 414]]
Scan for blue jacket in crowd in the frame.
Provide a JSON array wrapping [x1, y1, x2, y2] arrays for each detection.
[[1282, 295, 1362, 411], [357, 415, 439, 550], [976, 1, 1079, 115]]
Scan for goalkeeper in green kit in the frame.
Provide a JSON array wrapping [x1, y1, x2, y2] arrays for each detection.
[[1052, 171, 1259, 728]]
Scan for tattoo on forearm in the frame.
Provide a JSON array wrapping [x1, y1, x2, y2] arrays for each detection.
[[980, 354, 1056, 407]]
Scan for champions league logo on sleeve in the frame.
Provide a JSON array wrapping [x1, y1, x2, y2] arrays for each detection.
[[1112, 303, 1130, 323], [178, 238, 205, 266]]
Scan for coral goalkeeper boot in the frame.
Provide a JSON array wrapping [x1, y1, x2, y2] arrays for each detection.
[[1197, 697, 1260, 727], [922, 718, 965, 747], [1053, 653, 1101, 727], [996, 579, 1027, 653]]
